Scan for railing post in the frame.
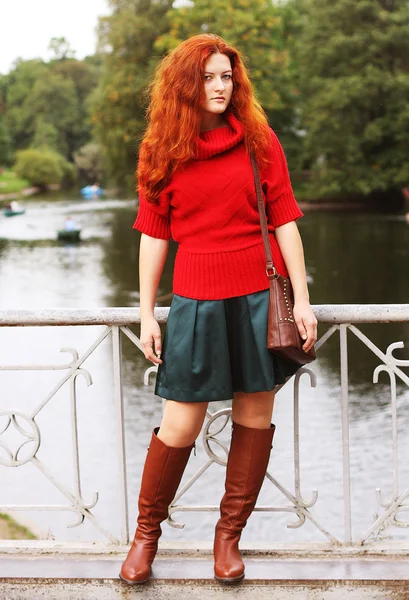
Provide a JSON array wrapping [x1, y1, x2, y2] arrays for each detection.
[[112, 325, 129, 545], [340, 324, 352, 543]]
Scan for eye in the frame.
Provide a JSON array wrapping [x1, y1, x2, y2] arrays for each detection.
[[204, 75, 212, 81], [222, 74, 232, 80]]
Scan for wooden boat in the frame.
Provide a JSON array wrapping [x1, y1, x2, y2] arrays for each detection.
[[57, 229, 81, 242], [3, 208, 26, 217]]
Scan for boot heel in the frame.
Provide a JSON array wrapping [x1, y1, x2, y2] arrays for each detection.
[[214, 573, 245, 584], [119, 571, 150, 585]]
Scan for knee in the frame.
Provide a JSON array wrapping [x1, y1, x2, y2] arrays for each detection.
[[232, 392, 275, 428], [158, 401, 208, 447], [163, 419, 202, 445]]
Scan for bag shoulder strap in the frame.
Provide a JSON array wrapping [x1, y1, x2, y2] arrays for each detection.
[[250, 150, 276, 275]]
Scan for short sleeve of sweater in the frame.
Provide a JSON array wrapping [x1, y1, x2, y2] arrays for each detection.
[[261, 130, 304, 228], [133, 187, 171, 240]]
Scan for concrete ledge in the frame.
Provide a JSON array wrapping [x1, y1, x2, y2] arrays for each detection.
[[1, 555, 409, 599], [1, 555, 409, 580], [1, 579, 409, 600], [1, 540, 409, 556]]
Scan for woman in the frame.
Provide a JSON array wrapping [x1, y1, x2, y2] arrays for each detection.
[[120, 33, 317, 585]]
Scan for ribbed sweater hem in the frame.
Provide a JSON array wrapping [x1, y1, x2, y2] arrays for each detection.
[[172, 238, 288, 300]]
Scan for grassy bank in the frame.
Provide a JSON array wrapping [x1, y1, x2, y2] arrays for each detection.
[[0, 513, 37, 540], [0, 170, 29, 195]]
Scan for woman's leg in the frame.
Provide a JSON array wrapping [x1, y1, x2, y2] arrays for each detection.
[[214, 390, 276, 583], [158, 399, 209, 447], [120, 400, 208, 585], [231, 390, 275, 429]]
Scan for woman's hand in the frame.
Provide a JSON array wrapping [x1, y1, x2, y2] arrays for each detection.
[[140, 316, 163, 364], [293, 301, 318, 353]]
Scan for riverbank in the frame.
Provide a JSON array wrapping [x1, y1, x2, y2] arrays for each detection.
[[0, 187, 41, 202], [0, 170, 63, 201], [297, 199, 367, 211], [0, 514, 37, 541]]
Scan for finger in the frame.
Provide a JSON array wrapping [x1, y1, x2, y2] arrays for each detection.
[[302, 322, 316, 352], [153, 333, 162, 357], [142, 340, 163, 364], [145, 348, 163, 364], [296, 319, 307, 341]]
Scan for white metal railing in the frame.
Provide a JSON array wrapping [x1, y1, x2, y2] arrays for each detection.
[[0, 305, 409, 550]]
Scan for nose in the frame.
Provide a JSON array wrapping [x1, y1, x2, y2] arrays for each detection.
[[214, 77, 226, 93]]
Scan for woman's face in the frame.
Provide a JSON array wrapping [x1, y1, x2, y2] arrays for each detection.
[[202, 53, 233, 116]]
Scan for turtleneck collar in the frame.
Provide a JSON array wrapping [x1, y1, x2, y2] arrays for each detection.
[[195, 112, 245, 160]]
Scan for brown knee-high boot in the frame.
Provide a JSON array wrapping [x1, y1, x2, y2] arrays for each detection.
[[120, 428, 194, 584], [214, 421, 275, 583]]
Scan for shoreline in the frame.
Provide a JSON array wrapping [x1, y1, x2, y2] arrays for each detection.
[[0, 187, 40, 202], [0, 188, 398, 213], [297, 200, 368, 211]]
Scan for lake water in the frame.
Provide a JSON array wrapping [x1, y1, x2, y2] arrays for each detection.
[[0, 196, 408, 546]]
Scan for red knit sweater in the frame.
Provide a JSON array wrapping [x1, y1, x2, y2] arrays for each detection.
[[133, 113, 303, 300]]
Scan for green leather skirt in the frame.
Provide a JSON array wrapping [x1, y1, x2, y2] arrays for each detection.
[[155, 289, 299, 403]]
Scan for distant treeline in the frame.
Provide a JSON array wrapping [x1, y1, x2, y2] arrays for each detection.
[[0, 0, 408, 200]]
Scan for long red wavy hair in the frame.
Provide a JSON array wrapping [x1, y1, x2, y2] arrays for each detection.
[[138, 34, 271, 202]]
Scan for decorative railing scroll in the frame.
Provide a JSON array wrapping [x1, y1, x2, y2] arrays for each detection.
[[0, 305, 408, 548], [0, 333, 119, 543]]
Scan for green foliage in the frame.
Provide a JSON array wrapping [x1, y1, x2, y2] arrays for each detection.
[[61, 161, 78, 188], [0, 114, 12, 166], [74, 142, 107, 182], [32, 117, 59, 151], [52, 58, 100, 153], [30, 71, 80, 158], [3, 55, 100, 162], [5, 59, 48, 151], [3, 0, 408, 200], [297, 0, 409, 196], [48, 37, 76, 61], [14, 147, 70, 187], [91, 0, 173, 190], [0, 170, 29, 194], [0, 85, 12, 166]]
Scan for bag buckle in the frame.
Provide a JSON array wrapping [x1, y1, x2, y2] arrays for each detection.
[[266, 266, 278, 279]]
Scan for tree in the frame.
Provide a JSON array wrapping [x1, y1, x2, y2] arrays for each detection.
[[298, 0, 409, 197], [5, 59, 48, 151], [0, 115, 12, 166], [4, 56, 99, 163], [74, 142, 107, 182], [32, 117, 59, 151], [14, 148, 66, 187], [52, 58, 101, 153], [91, 0, 173, 190], [30, 71, 80, 159], [48, 37, 76, 61], [0, 89, 12, 166]]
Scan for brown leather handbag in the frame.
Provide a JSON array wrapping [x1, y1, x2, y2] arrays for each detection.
[[250, 152, 316, 366]]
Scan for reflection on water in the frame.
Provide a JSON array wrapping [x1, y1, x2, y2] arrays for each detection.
[[0, 196, 408, 544]]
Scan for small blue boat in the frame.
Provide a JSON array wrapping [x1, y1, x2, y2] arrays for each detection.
[[80, 185, 103, 199]]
